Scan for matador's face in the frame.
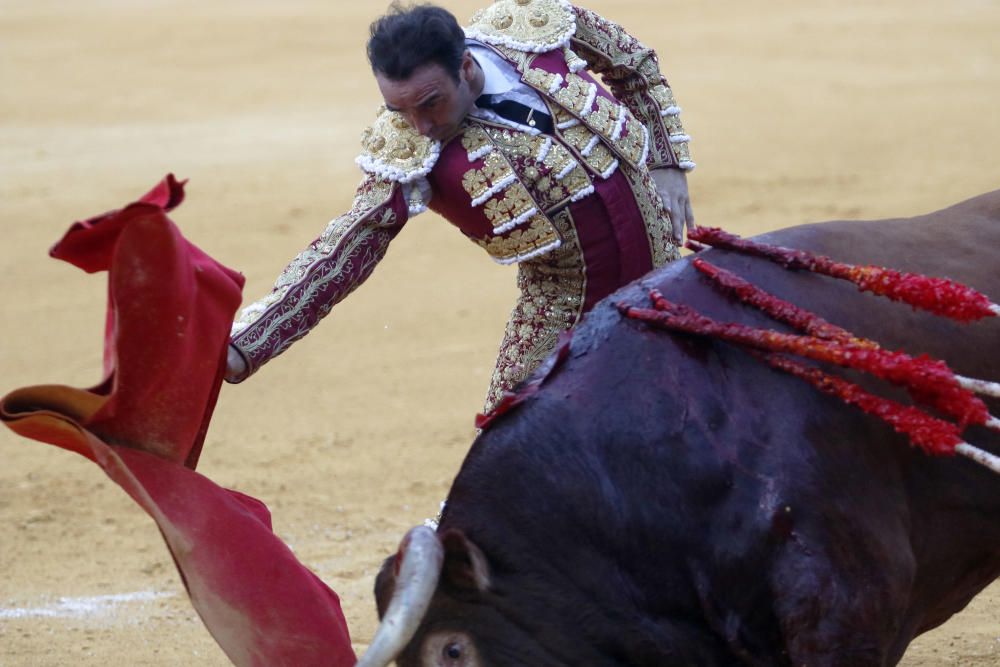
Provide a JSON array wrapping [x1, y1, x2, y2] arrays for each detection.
[[376, 50, 481, 142]]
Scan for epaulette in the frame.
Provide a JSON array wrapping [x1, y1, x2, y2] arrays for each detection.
[[356, 106, 441, 184], [465, 0, 576, 53]]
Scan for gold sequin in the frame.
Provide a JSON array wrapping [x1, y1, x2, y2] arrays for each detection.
[[461, 151, 514, 202], [467, 0, 576, 52], [553, 73, 594, 116], [358, 106, 437, 180], [474, 213, 560, 262], [482, 208, 585, 412], [620, 164, 680, 269], [587, 96, 618, 136], [618, 116, 647, 164], [568, 5, 693, 169], [649, 83, 677, 111], [522, 66, 561, 95], [461, 125, 491, 158]]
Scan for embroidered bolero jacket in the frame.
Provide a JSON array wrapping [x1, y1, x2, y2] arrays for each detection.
[[230, 0, 694, 379]]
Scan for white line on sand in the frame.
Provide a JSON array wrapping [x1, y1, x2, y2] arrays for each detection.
[[0, 591, 176, 619]]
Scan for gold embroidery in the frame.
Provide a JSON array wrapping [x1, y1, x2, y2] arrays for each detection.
[[542, 140, 576, 176], [462, 170, 488, 200], [671, 141, 692, 165], [663, 113, 684, 136], [649, 83, 677, 111], [619, 164, 680, 269], [551, 105, 577, 128], [461, 151, 514, 202], [587, 96, 619, 137], [358, 106, 439, 181], [506, 183, 535, 218], [561, 123, 595, 152], [560, 164, 592, 197], [461, 125, 491, 159], [483, 197, 512, 225], [489, 43, 535, 71], [553, 73, 594, 116], [467, 0, 576, 52], [350, 178, 393, 214], [557, 123, 616, 176], [482, 182, 535, 229], [583, 143, 617, 176], [463, 121, 594, 216], [233, 174, 399, 340], [568, 5, 694, 169], [483, 208, 585, 412], [523, 66, 562, 94], [562, 45, 588, 72], [616, 114, 647, 165], [482, 125, 549, 160], [474, 213, 560, 262]]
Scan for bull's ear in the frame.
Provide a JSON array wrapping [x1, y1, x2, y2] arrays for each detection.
[[373, 553, 398, 620], [440, 529, 491, 592]]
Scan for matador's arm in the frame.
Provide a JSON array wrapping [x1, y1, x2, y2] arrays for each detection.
[[227, 175, 409, 382], [569, 5, 694, 172]]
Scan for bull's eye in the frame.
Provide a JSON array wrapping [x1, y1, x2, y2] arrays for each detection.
[[444, 642, 463, 660], [423, 632, 476, 666]]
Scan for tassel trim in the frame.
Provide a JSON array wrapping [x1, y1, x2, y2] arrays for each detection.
[[569, 184, 596, 202], [355, 140, 441, 185], [493, 205, 539, 235], [579, 83, 598, 118], [581, 134, 601, 157], [489, 236, 563, 265], [470, 172, 517, 207], [556, 159, 579, 180], [467, 143, 494, 162], [599, 159, 620, 180], [536, 136, 553, 163]]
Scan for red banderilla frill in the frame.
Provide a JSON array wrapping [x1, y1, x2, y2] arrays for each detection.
[[687, 226, 1000, 323], [618, 289, 1000, 474], [692, 258, 1000, 403]]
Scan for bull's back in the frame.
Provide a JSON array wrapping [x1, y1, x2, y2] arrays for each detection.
[[448, 191, 1000, 664]]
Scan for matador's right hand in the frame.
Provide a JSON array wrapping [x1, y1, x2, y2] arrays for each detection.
[[225, 344, 248, 383]]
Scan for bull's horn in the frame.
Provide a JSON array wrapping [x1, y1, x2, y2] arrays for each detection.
[[355, 526, 444, 667]]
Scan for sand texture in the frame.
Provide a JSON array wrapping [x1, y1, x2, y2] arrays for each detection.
[[1, 1, 998, 664]]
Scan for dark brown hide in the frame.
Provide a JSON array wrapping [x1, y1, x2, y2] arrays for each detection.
[[377, 191, 1000, 667]]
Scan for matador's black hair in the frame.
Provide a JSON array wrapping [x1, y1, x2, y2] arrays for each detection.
[[367, 3, 466, 82]]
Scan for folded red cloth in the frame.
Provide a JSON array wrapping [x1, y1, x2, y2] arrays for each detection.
[[2, 175, 355, 667]]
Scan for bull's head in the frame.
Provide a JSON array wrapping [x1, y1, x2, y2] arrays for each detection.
[[356, 526, 561, 667]]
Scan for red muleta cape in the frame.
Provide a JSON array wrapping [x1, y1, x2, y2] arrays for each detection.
[[0, 175, 355, 667]]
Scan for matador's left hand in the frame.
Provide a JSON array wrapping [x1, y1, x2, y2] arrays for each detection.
[[650, 167, 695, 244]]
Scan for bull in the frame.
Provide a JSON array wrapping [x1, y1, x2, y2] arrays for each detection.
[[359, 191, 1000, 667]]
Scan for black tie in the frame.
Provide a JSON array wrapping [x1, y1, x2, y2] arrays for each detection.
[[476, 94, 554, 135]]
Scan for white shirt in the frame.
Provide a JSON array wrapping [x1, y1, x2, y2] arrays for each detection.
[[467, 41, 549, 132]]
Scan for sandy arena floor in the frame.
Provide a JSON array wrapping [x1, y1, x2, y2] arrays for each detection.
[[1, 1, 998, 664]]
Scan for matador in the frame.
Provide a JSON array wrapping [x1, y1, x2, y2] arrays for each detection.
[[226, 0, 696, 413]]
